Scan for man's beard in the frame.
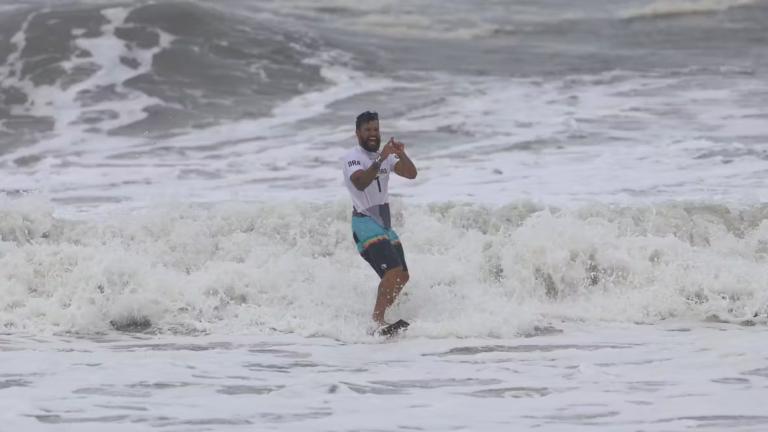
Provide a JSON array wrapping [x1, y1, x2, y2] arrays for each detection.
[[359, 137, 381, 152]]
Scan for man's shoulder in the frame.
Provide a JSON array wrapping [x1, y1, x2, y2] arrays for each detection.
[[342, 147, 366, 171], [342, 148, 365, 172]]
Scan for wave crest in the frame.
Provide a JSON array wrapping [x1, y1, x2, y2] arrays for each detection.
[[622, 0, 758, 19], [1, 198, 767, 338]]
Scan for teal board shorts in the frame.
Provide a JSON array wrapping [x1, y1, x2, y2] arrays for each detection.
[[352, 215, 408, 278]]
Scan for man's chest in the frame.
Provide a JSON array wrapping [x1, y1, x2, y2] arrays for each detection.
[[349, 156, 392, 178]]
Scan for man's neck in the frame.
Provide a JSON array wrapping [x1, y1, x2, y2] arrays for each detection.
[[358, 145, 378, 157]]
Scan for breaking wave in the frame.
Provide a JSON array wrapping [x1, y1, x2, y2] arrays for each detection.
[[1, 197, 767, 339]]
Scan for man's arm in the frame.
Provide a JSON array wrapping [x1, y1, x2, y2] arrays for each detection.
[[393, 140, 417, 179], [350, 141, 397, 191], [350, 162, 381, 191]]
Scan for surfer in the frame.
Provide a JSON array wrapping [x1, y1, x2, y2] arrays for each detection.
[[342, 111, 418, 334]]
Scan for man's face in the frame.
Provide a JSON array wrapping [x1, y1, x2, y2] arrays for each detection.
[[356, 120, 381, 152]]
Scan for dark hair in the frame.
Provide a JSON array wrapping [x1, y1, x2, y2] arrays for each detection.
[[356, 111, 378, 130]]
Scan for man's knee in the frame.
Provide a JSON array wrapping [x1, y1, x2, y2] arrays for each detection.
[[382, 266, 405, 282], [399, 270, 409, 285], [390, 268, 409, 288]]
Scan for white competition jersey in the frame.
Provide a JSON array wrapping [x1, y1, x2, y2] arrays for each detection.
[[342, 145, 397, 226]]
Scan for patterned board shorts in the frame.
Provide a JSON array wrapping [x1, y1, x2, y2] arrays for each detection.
[[351, 215, 408, 278]]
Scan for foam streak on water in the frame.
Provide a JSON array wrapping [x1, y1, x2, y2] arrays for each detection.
[[1, 6, 173, 149]]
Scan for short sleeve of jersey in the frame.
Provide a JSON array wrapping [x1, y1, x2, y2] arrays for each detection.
[[343, 151, 365, 180]]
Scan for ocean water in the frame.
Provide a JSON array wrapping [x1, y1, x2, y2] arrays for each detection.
[[1, 0, 768, 430]]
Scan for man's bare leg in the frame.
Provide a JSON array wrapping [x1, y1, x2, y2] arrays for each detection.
[[372, 268, 409, 325]]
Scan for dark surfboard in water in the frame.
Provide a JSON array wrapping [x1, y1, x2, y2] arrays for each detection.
[[378, 319, 409, 337]]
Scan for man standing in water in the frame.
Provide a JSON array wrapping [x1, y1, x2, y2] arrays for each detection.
[[342, 111, 418, 335]]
